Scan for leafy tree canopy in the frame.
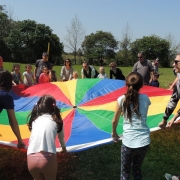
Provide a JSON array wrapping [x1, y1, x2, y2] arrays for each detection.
[[82, 31, 118, 62], [6, 20, 63, 64], [130, 35, 170, 66]]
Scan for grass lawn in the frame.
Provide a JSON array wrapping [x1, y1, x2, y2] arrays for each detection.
[[0, 124, 180, 180], [0, 62, 179, 180]]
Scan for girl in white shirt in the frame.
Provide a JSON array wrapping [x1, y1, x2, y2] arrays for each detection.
[[27, 95, 67, 180], [112, 72, 151, 180]]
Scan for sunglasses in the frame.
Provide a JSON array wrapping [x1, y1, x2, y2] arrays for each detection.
[[175, 60, 180, 64], [138, 56, 143, 59]]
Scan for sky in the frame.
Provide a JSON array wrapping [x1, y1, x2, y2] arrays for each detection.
[[1, 0, 180, 52]]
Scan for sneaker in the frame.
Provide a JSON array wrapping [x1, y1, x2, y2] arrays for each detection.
[[165, 173, 173, 180]]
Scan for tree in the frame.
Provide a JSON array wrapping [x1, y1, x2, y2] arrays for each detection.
[[64, 15, 85, 64], [166, 33, 180, 63], [118, 23, 132, 66], [0, 9, 15, 61], [82, 31, 119, 64], [130, 35, 170, 67], [6, 20, 63, 64]]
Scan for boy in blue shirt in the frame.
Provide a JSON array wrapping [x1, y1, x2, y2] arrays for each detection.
[[149, 73, 159, 87]]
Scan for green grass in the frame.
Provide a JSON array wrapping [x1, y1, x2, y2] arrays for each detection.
[[0, 62, 178, 179], [0, 125, 180, 180]]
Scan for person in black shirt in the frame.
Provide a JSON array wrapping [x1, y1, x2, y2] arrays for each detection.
[[109, 62, 125, 80]]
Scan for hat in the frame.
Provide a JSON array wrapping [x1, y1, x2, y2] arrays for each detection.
[[42, 52, 48, 56]]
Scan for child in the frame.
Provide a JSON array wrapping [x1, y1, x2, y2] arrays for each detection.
[[11, 63, 24, 85], [149, 73, 160, 87], [23, 64, 35, 86], [112, 72, 151, 180], [97, 66, 108, 79], [51, 64, 58, 82], [27, 95, 67, 180], [72, 71, 78, 80], [38, 67, 50, 83], [0, 70, 25, 149]]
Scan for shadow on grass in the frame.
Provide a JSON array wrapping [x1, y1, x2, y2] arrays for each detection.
[[1, 124, 180, 180]]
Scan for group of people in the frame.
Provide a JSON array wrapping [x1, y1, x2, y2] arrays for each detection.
[[1, 51, 161, 88], [1, 51, 179, 180]]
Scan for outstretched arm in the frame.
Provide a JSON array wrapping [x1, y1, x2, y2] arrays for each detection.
[[159, 85, 180, 128], [57, 127, 67, 152], [112, 102, 122, 142], [7, 109, 26, 149], [168, 77, 178, 90]]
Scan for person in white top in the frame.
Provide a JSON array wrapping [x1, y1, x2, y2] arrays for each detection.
[[27, 95, 67, 180], [23, 64, 35, 86], [112, 72, 151, 180], [97, 66, 108, 79], [60, 59, 73, 81]]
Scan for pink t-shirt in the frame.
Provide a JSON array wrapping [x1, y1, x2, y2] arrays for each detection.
[[39, 73, 50, 83], [0, 56, 3, 68]]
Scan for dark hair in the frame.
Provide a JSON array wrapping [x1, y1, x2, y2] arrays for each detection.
[[123, 72, 143, 122], [0, 70, 12, 91], [12, 63, 20, 72], [25, 64, 32, 70], [154, 73, 159, 78], [27, 95, 63, 133], [64, 59, 71, 66], [83, 61, 89, 65]]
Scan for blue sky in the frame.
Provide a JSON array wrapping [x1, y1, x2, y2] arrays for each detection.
[[1, 0, 180, 52]]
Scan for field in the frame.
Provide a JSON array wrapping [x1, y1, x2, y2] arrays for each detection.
[[0, 62, 179, 180]]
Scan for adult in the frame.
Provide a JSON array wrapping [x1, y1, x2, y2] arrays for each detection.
[[159, 53, 180, 128], [0, 56, 3, 71], [34, 52, 52, 83], [0, 70, 25, 149], [60, 59, 73, 81], [81, 61, 99, 79], [154, 58, 159, 74], [159, 53, 180, 180], [109, 62, 125, 80], [132, 51, 153, 85]]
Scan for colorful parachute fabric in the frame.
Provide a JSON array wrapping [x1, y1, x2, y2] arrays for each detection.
[[0, 79, 179, 152]]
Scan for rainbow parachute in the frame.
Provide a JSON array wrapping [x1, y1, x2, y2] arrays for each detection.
[[0, 79, 177, 152]]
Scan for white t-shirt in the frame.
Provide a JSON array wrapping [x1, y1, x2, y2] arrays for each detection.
[[27, 114, 65, 155], [97, 73, 108, 79], [118, 94, 151, 148], [23, 71, 34, 86]]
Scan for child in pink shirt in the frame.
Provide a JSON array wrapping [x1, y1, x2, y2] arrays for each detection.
[[39, 67, 50, 83]]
